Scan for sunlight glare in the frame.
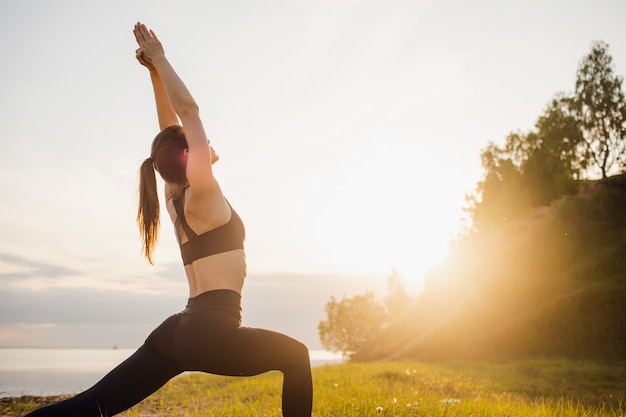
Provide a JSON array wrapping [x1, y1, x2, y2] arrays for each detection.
[[297, 138, 465, 292]]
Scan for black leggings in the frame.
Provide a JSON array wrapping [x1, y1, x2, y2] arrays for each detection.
[[25, 289, 313, 417]]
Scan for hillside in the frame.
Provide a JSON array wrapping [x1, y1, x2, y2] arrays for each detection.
[[357, 174, 626, 361]]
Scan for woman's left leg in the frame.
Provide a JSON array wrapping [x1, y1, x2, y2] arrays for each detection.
[[233, 327, 313, 417]]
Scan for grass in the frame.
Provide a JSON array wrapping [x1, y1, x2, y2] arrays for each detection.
[[2, 360, 625, 416]]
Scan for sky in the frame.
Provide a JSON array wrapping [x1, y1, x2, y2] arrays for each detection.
[[0, 0, 625, 351]]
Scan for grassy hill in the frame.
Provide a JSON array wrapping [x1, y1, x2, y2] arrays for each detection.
[[357, 174, 626, 361]]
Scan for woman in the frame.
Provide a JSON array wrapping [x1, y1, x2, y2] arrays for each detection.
[[25, 22, 313, 417]]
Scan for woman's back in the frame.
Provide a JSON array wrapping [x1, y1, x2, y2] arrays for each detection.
[[166, 186, 247, 297]]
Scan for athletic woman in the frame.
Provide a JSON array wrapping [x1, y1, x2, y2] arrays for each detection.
[[25, 22, 313, 417]]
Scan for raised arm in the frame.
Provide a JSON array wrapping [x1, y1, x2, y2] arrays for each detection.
[[133, 22, 217, 193], [134, 45, 179, 130]]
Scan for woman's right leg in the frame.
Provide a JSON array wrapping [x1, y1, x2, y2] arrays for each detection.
[[25, 310, 186, 417], [25, 346, 181, 417]]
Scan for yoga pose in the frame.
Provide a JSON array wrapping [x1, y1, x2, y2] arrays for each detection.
[[25, 22, 313, 417]]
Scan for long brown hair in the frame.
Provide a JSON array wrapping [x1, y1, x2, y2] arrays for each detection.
[[137, 125, 188, 263]]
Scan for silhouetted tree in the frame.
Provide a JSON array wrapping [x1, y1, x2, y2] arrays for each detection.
[[466, 41, 625, 230], [521, 96, 582, 205], [534, 94, 584, 179], [572, 41, 626, 179], [466, 141, 531, 232]]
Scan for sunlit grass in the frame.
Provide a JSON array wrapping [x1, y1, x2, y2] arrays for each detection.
[[4, 360, 624, 416]]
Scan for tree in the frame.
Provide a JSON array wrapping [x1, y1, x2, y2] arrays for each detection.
[[466, 41, 626, 231], [572, 41, 626, 179], [467, 105, 583, 231], [534, 95, 584, 177], [466, 141, 531, 232], [521, 96, 582, 205], [318, 291, 386, 359]]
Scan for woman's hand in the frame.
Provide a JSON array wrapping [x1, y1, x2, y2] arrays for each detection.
[[135, 48, 156, 71], [133, 22, 165, 66]]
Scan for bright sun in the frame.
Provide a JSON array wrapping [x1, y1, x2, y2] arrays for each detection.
[[292, 140, 467, 292], [241, 136, 475, 295]]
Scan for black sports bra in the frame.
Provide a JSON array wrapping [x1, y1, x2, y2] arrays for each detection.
[[172, 190, 245, 266]]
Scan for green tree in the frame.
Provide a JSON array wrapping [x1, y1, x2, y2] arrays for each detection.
[[521, 96, 582, 205], [534, 95, 584, 179], [572, 41, 626, 179], [318, 291, 386, 359], [466, 41, 626, 230], [467, 114, 580, 232], [466, 141, 531, 232]]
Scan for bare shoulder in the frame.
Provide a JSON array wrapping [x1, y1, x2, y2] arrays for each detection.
[[185, 185, 231, 228]]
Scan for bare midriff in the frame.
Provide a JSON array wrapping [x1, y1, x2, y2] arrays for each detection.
[[184, 249, 247, 297]]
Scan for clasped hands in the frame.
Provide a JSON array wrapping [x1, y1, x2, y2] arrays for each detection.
[[133, 22, 165, 70]]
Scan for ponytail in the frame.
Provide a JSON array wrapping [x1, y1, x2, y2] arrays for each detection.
[[138, 125, 188, 263], [137, 157, 159, 264]]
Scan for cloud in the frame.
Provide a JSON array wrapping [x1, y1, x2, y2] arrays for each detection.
[[0, 270, 389, 349], [0, 287, 180, 325], [0, 252, 82, 279], [0, 323, 154, 349], [0, 247, 188, 297]]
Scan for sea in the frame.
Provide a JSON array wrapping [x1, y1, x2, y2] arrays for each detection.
[[0, 348, 343, 397]]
